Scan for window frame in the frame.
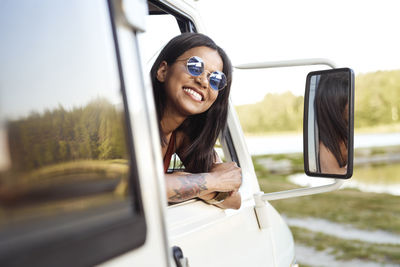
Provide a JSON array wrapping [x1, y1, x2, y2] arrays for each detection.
[[147, 0, 239, 167], [148, 0, 197, 33], [146, 1, 241, 208]]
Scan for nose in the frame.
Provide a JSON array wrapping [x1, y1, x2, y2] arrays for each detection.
[[194, 72, 209, 89]]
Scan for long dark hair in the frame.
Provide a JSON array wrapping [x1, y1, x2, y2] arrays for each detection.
[[150, 33, 232, 173], [316, 72, 349, 167]]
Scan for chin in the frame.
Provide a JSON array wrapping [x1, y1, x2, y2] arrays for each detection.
[[181, 103, 209, 116]]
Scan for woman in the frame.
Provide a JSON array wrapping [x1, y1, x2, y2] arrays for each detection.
[[150, 33, 242, 209], [315, 72, 349, 175]]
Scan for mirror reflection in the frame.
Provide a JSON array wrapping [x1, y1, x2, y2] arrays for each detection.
[[0, 0, 131, 228], [305, 68, 354, 177]]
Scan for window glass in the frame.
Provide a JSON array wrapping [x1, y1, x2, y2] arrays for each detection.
[[138, 11, 182, 173], [215, 139, 227, 162], [0, 0, 131, 229]]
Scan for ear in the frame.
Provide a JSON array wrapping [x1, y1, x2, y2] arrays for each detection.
[[156, 61, 168, 82]]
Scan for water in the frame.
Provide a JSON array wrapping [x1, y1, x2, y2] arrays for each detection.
[[245, 132, 400, 155], [284, 216, 400, 245], [288, 170, 400, 196], [248, 132, 400, 195], [287, 157, 400, 195]]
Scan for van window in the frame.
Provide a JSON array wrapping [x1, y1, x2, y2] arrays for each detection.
[[0, 0, 145, 265], [137, 6, 183, 174], [138, 4, 236, 174]]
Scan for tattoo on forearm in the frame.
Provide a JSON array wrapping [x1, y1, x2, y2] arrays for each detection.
[[169, 173, 208, 202]]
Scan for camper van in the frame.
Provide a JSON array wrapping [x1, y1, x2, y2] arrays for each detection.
[[0, 0, 354, 266]]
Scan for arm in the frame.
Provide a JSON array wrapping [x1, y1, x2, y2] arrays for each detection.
[[169, 133, 242, 208], [199, 151, 241, 209], [198, 161, 242, 209], [215, 191, 241, 210], [166, 162, 242, 209], [196, 149, 223, 201], [199, 190, 241, 210], [166, 172, 215, 203]]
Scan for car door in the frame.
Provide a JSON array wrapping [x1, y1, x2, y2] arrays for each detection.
[[0, 1, 169, 266]]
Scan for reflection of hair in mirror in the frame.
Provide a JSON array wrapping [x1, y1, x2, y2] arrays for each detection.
[[150, 33, 232, 172], [315, 72, 349, 171]]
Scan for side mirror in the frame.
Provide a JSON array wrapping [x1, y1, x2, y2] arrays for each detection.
[[304, 68, 354, 178]]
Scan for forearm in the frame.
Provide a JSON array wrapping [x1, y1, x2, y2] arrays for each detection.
[[166, 172, 215, 203]]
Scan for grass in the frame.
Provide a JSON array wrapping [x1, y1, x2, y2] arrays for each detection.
[[253, 153, 304, 174], [257, 170, 400, 234], [353, 163, 400, 184], [291, 226, 400, 265], [253, 151, 400, 234], [254, 155, 400, 264]]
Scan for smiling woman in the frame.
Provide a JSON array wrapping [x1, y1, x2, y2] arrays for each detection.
[[150, 33, 242, 209], [156, 47, 221, 116]]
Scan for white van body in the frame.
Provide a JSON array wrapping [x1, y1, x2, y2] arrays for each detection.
[[0, 0, 345, 266]]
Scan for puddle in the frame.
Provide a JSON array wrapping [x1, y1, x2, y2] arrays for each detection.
[[288, 173, 400, 196], [295, 244, 398, 267], [283, 216, 400, 245], [245, 132, 400, 156]]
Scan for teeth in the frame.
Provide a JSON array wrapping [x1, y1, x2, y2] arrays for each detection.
[[183, 88, 202, 101]]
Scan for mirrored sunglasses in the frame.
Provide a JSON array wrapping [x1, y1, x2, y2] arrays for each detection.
[[183, 56, 227, 91]]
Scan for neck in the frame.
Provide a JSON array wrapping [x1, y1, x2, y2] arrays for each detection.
[[160, 110, 187, 136]]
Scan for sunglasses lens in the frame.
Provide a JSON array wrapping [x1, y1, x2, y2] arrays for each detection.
[[209, 71, 227, 91], [186, 56, 226, 90], [187, 56, 204, 76]]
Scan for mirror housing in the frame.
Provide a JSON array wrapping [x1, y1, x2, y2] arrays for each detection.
[[304, 68, 355, 178]]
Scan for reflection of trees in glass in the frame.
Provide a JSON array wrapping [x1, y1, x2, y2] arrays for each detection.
[[7, 98, 127, 172], [235, 92, 304, 133]]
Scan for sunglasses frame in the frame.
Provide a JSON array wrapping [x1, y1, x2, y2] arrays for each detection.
[[176, 56, 227, 91]]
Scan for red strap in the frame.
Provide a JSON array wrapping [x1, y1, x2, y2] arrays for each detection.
[[163, 132, 176, 173]]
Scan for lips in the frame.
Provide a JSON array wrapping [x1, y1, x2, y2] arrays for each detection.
[[183, 87, 203, 101]]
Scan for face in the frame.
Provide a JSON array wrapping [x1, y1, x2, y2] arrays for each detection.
[[157, 46, 223, 117]]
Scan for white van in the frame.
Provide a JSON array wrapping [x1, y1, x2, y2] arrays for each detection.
[[0, 0, 354, 266]]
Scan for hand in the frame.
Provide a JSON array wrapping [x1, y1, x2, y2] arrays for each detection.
[[215, 191, 241, 210], [198, 191, 217, 201], [209, 162, 242, 192], [199, 191, 241, 210]]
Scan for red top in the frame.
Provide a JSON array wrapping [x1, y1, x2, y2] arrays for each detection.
[[163, 132, 176, 173]]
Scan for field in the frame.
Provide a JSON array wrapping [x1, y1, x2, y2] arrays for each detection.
[[254, 149, 400, 266]]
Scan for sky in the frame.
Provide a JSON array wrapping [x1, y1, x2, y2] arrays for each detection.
[[1, 0, 399, 114], [194, 0, 400, 104], [0, 0, 121, 119]]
